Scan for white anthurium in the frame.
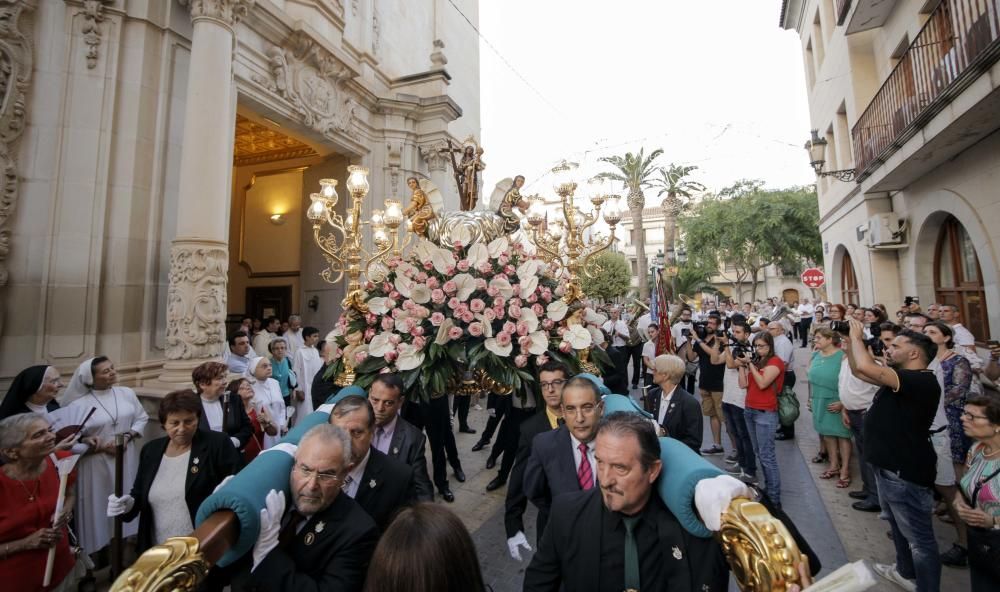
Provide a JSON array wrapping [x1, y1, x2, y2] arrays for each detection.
[[452, 225, 472, 246], [519, 308, 539, 332], [394, 311, 412, 333], [484, 337, 513, 357], [475, 314, 494, 337], [413, 239, 436, 262], [397, 261, 418, 280], [517, 259, 541, 280], [397, 342, 425, 371], [585, 308, 607, 326], [489, 277, 514, 300], [453, 273, 476, 301], [566, 325, 593, 349], [410, 284, 431, 304], [435, 318, 455, 345], [394, 275, 413, 298], [587, 325, 604, 347], [519, 275, 538, 299], [431, 246, 455, 274], [527, 331, 549, 355], [546, 300, 568, 321], [467, 243, 489, 267], [368, 297, 390, 315], [487, 236, 509, 258], [368, 332, 395, 357]]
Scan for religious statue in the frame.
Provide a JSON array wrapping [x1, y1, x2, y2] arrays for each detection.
[[402, 176, 435, 237], [444, 138, 485, 211], [497, 174, 529, 234]]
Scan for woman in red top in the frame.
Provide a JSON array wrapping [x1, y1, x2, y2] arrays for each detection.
[[738, 331, 786, 507], [0, 413, 78, 592]]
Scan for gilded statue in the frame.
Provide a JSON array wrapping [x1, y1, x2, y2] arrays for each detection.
[[497, 175, 529, 234], [443, 137, 485, 211], [403, 176, 435, 237]]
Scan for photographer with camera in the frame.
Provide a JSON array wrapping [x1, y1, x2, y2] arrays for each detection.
[[672, 307, 699, 394], [718, 322, 756, 482], [690, 315, 728, 456], [846, 318, 942, 591], [738, 331, 786, 507]]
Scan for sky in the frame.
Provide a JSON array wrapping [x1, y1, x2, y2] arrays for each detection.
[[475, 0, 815, 201]]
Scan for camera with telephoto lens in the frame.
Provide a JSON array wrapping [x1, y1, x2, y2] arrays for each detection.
[[731, 339, 751, 359], [830, 320, 851, 335], [868, 337, 886, 357], [691, 321, 709, 341]]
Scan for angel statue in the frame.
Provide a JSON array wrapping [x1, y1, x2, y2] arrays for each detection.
[[497, 174, 529, 234], [403, 176, 436, 237]]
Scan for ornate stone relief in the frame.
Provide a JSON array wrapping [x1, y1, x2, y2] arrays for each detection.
[[371, 8, 380, 57], [252, 31, 362, 141], [430, 39, 447, 68], [179, 0, 254, 27], [164, 241, 228, 360], [76, 0, 113, 69], [386, 141, 401, 194], [419, 142, 450, 172], [0, 1, 34, 290]]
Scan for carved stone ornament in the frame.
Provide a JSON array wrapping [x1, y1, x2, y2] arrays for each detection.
[[179, 0, 254, 27], [0, 0, 34, 290], [418, 142, 449, 172], [386, 141, 401, 194], [77, 0, 113, 69], [165, 241, 228, 360], [252, 31, 361, 141], [110, 537, 210, 592]]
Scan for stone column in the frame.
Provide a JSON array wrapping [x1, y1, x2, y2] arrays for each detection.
[[159, 0, 253, 383]]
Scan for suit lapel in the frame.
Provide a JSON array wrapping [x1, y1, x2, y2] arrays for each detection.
[[356, 451, 382, 503], [185, 432, 209, 494], [388, 421, 406, 457], [554, 428, 580, 491]]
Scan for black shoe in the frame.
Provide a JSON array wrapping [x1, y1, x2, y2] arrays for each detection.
[[631, 384, 639, 389], [459, 426, 477, 434], [486, 476, 506, 492], [471, 440, 488, 452], [453, 467, 466, 482], [851, 500, 881, 512], [774, 433, 792, 441], [848, 490, 868, 500], [940, 544, 968, 568], [440, 488, 455, 503], [485, 457, 496, 470], [701, 445, 724, 455]]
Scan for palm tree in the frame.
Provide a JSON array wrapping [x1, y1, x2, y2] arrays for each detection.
[[594, 148, 663, 299], [650, 164, 705, 267]]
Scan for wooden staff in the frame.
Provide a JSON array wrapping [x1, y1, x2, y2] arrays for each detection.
[[111, 433, 125, 576], [43, 454, 81, 586]]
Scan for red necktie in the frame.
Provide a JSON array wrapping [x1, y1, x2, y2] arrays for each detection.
[[577, 442, 594, 490]]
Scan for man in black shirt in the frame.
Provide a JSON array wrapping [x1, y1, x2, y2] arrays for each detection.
[[847, 319, 941, 592], [690, 315, 727, 455]]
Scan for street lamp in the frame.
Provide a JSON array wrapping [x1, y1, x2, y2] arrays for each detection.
[[805, 130, 857, 182]]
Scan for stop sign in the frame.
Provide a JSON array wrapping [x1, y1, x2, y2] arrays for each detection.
[[801, 267, 826, 288]]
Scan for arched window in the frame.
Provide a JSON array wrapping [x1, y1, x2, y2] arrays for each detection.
[[935, 216, 988, 343], [840, 251, 859, 305]]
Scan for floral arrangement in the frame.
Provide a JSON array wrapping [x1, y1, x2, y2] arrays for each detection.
[[324, 235, 611, 401]]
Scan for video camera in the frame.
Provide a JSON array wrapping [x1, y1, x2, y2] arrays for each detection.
[[730, 338, 751, 360]]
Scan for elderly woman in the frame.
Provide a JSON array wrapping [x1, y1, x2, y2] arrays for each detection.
[[107, 390, 241, 553], [268, 338, 297, 405], [192, 362, 251, 450], [226, 378, 275, 463], [62, 357, 148, 556], [0, 413, 79, 591], [807, 328, 852, 488], [246, 358, 286, 450], [955, 395, 1000, 590], [1, 366, 63, 419]]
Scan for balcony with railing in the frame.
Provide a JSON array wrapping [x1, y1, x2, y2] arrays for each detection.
[[851, 0, 1000, 181], [836, 0, 852, 25]]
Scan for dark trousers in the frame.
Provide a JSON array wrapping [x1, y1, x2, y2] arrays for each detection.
[[682, 372, 697, 395], [627, 343, 644, 387], [846, 408, 878, 502], [452, 394, 471, 430], [481, 394, 510, 453], [776, 371, 796, 439], [723, 402, 756, 476], [410, 396, 462, 491], [496, 405, 536, 481], [799, 317, 812, 347]]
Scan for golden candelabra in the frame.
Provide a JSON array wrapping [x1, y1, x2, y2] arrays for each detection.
[[306, 166, 399, 313], [525, 162, 623, 305]]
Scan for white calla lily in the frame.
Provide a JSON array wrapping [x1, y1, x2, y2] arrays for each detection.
[[520, 308, 539, 332], [467, 243, 489, 267], [394, 275, 413, 298], [397, 343, 425, 371], [368, 297, 389, 315], [566, 325, 593, 349], [489, 277, 514, 300], [475, 314, 494, 337], [484, 337, 513, 357], [519, 275, 538, 299], [431, 247, 455, 274], [546, 300, 568, 321], [453, 273, 476, 301], [413, 239, 436, 262], [410, 284, 431, 304], [435, 318, 455, 345], [527, 331, 549, 355], [516, 259, 541, 280], [368, 332, 395, 357], [487, 237, 509, 258]]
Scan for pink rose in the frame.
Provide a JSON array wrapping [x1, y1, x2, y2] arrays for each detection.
[[430, 312, 445, 326], [354, 351, 369, 365], [448, 297, 461, 310], [364, 328, 376, 341], [457, 260, 471, 272], [532, 303, 544, 316], [443, 280, 457, 294], [411, 326, 425, 337], [403, 299, 415, 311], [493, 296, 505, 307], [460, 311, 475, 323], [503, 321, 516, 334], [431, 289, 446, 304], [390, 308, 402, 319], [557, 326, 567, 336], [415, 306, 430, 319], [416, 272, 428, 282], [508, 305, 522, 319], [486, 286, 499, 298], [504, 265, 515, 275], [423, 261, 434, 270], [483, 308, 497, 322], [475, 278, 487, 290], [453, 241, 463, 250], [514, 354, 528, 368], [497, 332, 513, 346], [389, 334, 402, 345], [527, 293, 538, 304], [478, 262, 493, 274], [470, 298, 486, 313], [493, 306, 506, 319], [383, 282, 392, 292], [384, 350, 398, 362], [402, 266, 415, 278], [536, 354, 550, 365], [542, 318, 554, 330], [365, 281, 375, 290], [510, 298, 522, 308], [516, 321, 529, 336], [448, 326, 464, 340], [389, 290, 401, 300], [413, 336, 427, 349], [559, 341, 572, 353], [454, 303, 470, 317], [498, 255, 510, 266], [518, 335, 532, 349], [381, 317, 395, 331], [406, 318, 418, 332], [468, 322, 484, 337], [445, 265, 456, 275], [426, 277, 440, 289]]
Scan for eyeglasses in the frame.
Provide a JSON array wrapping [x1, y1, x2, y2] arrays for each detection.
[[539, 379, 567, 390], [294, 462, 343, 484], [961, 411, 990, 422], [754, 344, 769, 350]]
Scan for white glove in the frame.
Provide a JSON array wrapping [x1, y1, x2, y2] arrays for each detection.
[[506, 531, 532, 561], [106, 494, 135, 517], [251, 490, 285, 572], [213, 474, 235, 494], [230, 437, 241, 449], [694, 475, 751, 532]]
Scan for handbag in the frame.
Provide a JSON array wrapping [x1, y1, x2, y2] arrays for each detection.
[[774, 382, 800, 427]]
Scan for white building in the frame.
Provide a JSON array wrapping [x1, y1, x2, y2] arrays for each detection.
[[0, 0, 480, 386], [780, 0, 998, 342]]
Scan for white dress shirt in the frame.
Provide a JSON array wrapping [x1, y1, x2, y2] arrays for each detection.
[[343, 449, 371, 498], [602, 319, 630, 348], [656, 385, 677, 426]]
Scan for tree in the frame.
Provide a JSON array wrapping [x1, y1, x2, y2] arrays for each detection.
[[580, 251, 632, 302], [594, 147, 663, 299], [649, 163, 706, 269], [680, 184, 821, 301]]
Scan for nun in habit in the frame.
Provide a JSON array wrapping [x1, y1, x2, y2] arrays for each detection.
[[63, 356, 148, 555], [244, 357, 286, 450], [1, 365, 94, 455]]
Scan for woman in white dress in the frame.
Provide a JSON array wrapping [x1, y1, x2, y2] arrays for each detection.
[[290, 327, 323, 424], [244, 357, 286, 450], [62, 357, 148, 556]]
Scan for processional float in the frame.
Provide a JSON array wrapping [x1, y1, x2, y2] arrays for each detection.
[[111, 154, 845, 592]]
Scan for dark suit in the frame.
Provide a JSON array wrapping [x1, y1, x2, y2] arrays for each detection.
[[250, 492, 379, 592], [505, 411, 557, 540], [523, 426, 589, 528], [523, 488, 729, 592], [647, 384, 703, 453], [603, 345, 630, 395], [123, 430, 243, 553], [197, 394, 253, 450], [352, 448, 413, 532], [310, 362, 337, 410], [384, 416, 434, 502]]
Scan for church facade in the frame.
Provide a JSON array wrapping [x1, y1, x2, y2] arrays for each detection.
[[0, 0, 481, 386]]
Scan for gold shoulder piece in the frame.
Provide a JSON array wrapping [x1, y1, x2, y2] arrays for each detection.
[[717, 498, 802, 592], [110, 537, 209, 592]]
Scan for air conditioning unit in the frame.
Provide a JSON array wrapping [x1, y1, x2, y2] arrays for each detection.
[[867, 213, 907, 248]]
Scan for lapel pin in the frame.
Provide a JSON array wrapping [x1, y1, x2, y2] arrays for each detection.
[[315, 521, 325, 533], [392, 447, 399, 455], [304, 532, 315, 546], [191, 465, 199, 474], [369, 478, 377, 489], [193, 457, 200, 465], [673, 546, 683, 560]]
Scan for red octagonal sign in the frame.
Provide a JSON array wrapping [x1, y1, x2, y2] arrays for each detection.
[[801, 267, 826, 288]]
